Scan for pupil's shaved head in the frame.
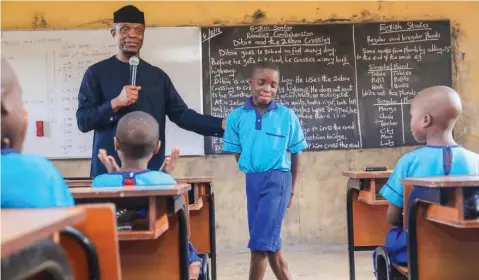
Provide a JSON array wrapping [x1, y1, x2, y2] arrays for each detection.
[[1, 56, 26, 151], [412, 85, 462, 129], [1, 56, 21, 104], [115, 111, 159, 159]]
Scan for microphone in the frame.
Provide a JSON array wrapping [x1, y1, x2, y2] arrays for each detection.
[[129, 56, 140, 86]]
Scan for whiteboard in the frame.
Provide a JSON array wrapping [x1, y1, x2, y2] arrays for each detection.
[[1, 27, 205, 159]]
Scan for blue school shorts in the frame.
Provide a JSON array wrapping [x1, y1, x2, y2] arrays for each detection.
[[373, 226, 407, 277], [246, 170, 292, 252]]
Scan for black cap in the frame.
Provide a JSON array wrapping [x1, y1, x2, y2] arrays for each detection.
[[113, 5, 145, 24]]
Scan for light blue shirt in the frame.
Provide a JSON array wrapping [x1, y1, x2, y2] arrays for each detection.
[[1, 149, 74, 208], [380, 145, 479, 208], [92, 170, 177, 187], [223, 97, 307, 174]]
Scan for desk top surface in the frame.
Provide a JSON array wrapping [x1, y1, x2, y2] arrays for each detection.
[[71, 184, 191, 198], [1, 208, 85, 258], [175, 177, 213, 183], [401, 175, 479, 187], [65, 177, 213, 187], [342, 170, 393, 179]]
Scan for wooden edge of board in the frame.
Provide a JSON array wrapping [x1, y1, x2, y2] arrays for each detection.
[[357, 196, 389, 205], [117, 214, 169, 241], [70, 184, 191, 199], [342, 170, 393, 179], [401, 175, 479, 187]]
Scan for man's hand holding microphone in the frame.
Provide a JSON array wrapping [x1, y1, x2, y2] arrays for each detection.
[[111, 85, 141, 112], [111, 56, 141, 112]]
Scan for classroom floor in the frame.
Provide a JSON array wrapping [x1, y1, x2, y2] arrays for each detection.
[[217, 245, 374, 280]]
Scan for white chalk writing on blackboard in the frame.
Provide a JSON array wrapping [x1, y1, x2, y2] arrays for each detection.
[[203, 20, 451, 153]]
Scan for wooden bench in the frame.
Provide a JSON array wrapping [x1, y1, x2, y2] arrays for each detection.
[[70, 184, 192, 280], [342, 170, 392, 280]]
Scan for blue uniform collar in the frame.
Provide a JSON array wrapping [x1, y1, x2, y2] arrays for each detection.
[[426, 145, 461, 148], [109, 169, 150, 178], [243, 97, 278, 112], [1, 148, 17, 155]]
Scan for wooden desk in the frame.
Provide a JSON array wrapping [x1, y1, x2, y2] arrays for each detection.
[[402, 175, 479, 280], [71, 184, 192, 280], [342, 170, 392, 280], [1, 208, 85, 258], [66, 176, 218, 280], [177, 177, 217, 280]]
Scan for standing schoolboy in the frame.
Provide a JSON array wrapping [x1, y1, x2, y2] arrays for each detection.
[[223, 62, 307, 280], [1, 56, 74, 208], [374, 86, 479, 275]]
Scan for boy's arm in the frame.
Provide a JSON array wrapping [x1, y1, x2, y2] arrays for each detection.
[[291, 152, 301, 196], [379, 155, 410, 226], [387, 204, 403, 226], [222, 111, 242, 155], [287, 111, 307, 207]]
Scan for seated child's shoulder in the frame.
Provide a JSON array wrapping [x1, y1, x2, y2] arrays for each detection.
[[459, 147, 479, 160], [92, 170, 176, 187], [3, 152, 62, 178], [91, 173, 124, 187], [1, 153, 73, 208], [137, 170, 177, 185], [400, 146, 430, 161], [398, 147, 424, 164]]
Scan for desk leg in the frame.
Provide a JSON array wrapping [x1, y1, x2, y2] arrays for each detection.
[[346, 183, 356, 280], [407, 198, 419, 280], [178, 205, 190, 280], [208, 191, 217, 280]]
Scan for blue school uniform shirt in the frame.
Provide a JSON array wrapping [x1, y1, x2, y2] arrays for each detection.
[[76, 56, 224, 178], [1, 149, 74, 208], [373, 145, 479, 269], [92, 170, 177, 187], [380, 145, 479, 208], [223, 97, 307, 173]]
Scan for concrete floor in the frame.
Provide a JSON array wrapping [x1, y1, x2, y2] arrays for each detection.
[[216, 245, 374, 280]]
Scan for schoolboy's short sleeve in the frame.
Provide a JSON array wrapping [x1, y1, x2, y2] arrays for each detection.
[[287, 110, 307, 154], [380, 155, 410, 208], [223, 109, 242, 154]]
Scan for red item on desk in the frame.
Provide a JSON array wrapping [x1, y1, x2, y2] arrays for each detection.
[[36, 121, 44, 137]]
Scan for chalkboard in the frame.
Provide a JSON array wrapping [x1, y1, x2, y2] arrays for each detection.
[[201, 20, 452, 154]]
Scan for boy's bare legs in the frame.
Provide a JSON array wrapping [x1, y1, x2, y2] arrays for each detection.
[[189, 262, 201, 280], [250, 250, 268, 280], [268, 250, 292, 280]]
